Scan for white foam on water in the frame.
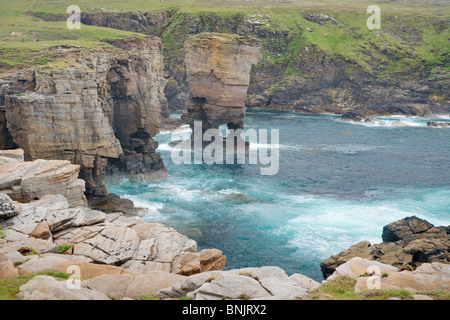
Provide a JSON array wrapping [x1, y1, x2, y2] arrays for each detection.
[[156, 143, 173, 151], [321, 144, 378, 153], [280, 194, 317, 204], [118, 195, 166, 221], [337, 115, 450, 128], [249, 142, 281, 150], [158, 183, 207, 202], [248, 142, 308, 150], [218, 188, 242, 195], [275, 197, 427, 259]]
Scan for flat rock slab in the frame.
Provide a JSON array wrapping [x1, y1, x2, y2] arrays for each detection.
[[74, 226, 140, 265]]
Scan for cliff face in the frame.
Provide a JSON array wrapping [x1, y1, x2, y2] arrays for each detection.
[[182, 34, 260, 131], [39, 9, 449, 116], [0, 37, 167, 202]]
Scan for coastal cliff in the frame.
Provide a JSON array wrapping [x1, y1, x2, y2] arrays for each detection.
[[0, 37, 168, 209], [37, 9, 450, 116]]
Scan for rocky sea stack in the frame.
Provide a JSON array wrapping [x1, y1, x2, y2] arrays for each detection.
[[182, 33, 261, 132]]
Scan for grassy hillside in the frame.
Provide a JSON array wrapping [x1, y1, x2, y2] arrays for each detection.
[[0, 0, 449, 112], [1, 1, 448, 72]]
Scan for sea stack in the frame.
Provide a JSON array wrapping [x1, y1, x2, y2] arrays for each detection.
[[182, 33, 261, 133]]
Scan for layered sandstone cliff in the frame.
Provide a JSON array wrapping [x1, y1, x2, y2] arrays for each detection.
[[0, 37, 168, 206], [181, 33, 260, 132], [38, 10, 448, 116]]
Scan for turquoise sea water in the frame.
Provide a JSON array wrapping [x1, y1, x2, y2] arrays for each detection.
[[107, 110, 450, 280]]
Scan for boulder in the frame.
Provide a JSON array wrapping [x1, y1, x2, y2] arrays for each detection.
[[328, 257, 398, 281], [341, 112, 379, 123], [73, 227, 140, 265], [0, 149, 24, 162], [0, 193, 19, 222], [403, 238, 449, 263], [427, 122, 450, 128], [0, 158, 87, 208], [170, 249, 226, 276], [320, 241, 372, 278], [82, 273, 135, 300], [320, 216, 449, 279], [382, 216, 434, 245], [16, 253, 88, 275], [157, 266, 305, 300], [29, 221, 51, 239], [192, 273, 272, 300], [17, 258, 53, 275], [392, 120, 409, 127], [289, 273, 321, 291], [1, 194, 105, 240], [199, 249, 226, 273], [125, 271, 187, 298], [17, 275, 110, 300], [0, 238, 58, 254], [259, 277, 308, 299], [52, 261, 135, 280], [355, 262, 450, 292], [0, 251, 19, 279], [4, 251, 27, 264]]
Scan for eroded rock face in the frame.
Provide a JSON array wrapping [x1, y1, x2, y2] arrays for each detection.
[[1, 37, 167, 201], [182, 33, 260, 132]]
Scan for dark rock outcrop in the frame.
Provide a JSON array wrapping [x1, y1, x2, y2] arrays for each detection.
[[320, 216, 450, 279], [382, 216, 435, 244], [341, 112, 378, 123], [427, 122, 450, 128], [0, 193, 19, 222]]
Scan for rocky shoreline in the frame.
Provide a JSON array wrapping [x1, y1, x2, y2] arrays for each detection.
[[0, 150, 448, 300]]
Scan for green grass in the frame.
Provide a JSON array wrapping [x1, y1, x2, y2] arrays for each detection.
[[307, 276, 450, 300], [57, 243, 73, 254], [1, 0, 448, 17], [0, 271, 70, 300], [0, 16, 146, 46], [308, 276, 359, 300], [0, 0, 448, 100], [0, 274, 35, 300], [136, 294, 160, 300], [0, 15, 147, 70]]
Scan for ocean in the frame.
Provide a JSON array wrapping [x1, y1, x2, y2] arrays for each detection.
[[106, 109, 450, 281]]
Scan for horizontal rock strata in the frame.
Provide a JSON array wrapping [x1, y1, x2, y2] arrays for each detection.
[[182, 33, 260, 132], [0, 37, 168, 206], [0, 149, 87, 208]]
